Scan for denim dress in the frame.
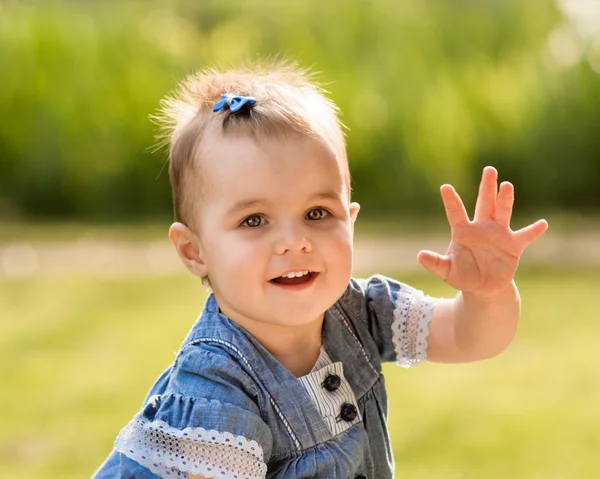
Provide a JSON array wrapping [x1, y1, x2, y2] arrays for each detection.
[[93, 275, 434, 479]]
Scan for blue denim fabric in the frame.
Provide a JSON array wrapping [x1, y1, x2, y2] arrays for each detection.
[[93, 275, 414, 479]]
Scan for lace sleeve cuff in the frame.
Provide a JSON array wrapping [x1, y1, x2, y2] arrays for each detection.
[[114, 415, 267, 479], [392, 287, 435, 368]]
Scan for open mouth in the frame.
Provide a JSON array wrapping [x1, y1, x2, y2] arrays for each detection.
[[270, 271, 317, 286]]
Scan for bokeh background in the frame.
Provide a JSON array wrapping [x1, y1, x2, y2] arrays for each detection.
[[1, 0, 599, 477]]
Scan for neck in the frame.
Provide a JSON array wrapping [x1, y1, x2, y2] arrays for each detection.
[[217, 303, 324, 377], [260, 321, 323, 377]]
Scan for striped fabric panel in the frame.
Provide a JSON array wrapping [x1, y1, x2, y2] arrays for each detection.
[[298, 350, 362, 436]]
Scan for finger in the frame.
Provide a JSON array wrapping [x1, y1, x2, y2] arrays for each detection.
[[417, 250, 450, 281], [474, 166, 498, 221], [440, 184, 470, 227], [514, 219, 548, 246], [495, 181, 514, 227]]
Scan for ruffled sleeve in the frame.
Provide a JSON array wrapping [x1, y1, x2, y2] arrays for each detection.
[[112, 343, 273, 479], [349, 275, 436, 368]]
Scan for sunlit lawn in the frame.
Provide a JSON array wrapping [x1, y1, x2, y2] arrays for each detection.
[[1, 268, 598, 478]]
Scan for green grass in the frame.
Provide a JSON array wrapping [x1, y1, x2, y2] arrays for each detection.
[[1, 269, 598, 478]]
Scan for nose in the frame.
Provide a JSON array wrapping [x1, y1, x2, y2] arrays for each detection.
[[274, 221, 313, 255]]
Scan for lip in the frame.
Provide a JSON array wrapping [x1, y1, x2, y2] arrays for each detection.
[[268, 272, 319, 291]]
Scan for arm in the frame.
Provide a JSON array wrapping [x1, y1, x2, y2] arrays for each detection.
[[426, 283, 520, 363], [417, 167, 547, 363]]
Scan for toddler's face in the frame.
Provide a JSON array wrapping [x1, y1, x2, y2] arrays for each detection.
[[194, 134, 359, 330]]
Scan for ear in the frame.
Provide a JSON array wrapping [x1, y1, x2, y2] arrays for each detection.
[[349, 202, 360, 224], [168, 222, 208, 278]]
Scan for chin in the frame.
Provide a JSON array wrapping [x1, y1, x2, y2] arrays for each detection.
[[266, 304, 324, 326]]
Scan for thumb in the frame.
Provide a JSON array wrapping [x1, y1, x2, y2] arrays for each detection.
[[417, 250, 450, 281]]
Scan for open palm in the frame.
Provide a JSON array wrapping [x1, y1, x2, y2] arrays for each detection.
[[417, 167, 548, 297]]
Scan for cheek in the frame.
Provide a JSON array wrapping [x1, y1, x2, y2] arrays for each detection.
[[318, 226, 354, 266], [206, 233, 266, 280]]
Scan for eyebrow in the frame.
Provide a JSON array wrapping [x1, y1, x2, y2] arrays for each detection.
[[225, 190, 343, 217]]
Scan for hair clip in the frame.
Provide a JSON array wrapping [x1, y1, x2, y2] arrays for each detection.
[[213, 93, 257, 113]]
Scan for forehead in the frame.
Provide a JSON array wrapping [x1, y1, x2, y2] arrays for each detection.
[[200, 134, 348, 208]]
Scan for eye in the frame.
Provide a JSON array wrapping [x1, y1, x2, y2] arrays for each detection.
[[306, 208, 328, 221], [242, 215, 265, 228]]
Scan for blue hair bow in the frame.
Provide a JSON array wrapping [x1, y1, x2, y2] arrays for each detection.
[[213, 93, 257, 113]]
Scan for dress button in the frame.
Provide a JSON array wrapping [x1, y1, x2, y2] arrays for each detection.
[[355, 475, 368, 479], [339, 403, 358, 422], [322, 373, 341, 392]]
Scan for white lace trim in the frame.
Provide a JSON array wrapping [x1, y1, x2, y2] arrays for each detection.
[[114, 416, 267, 479], [392, 287, 435, 368]]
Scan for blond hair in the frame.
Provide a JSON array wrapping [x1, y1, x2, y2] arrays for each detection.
[[155, 60, 349, 228]]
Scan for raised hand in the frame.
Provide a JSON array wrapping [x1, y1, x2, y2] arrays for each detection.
[[417, 166, 548, 297]]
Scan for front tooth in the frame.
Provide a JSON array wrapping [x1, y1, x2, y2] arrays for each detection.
[[281, 271, 308, 278]]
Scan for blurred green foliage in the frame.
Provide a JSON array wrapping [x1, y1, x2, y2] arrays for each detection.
[[1, 0, 599, 221]]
